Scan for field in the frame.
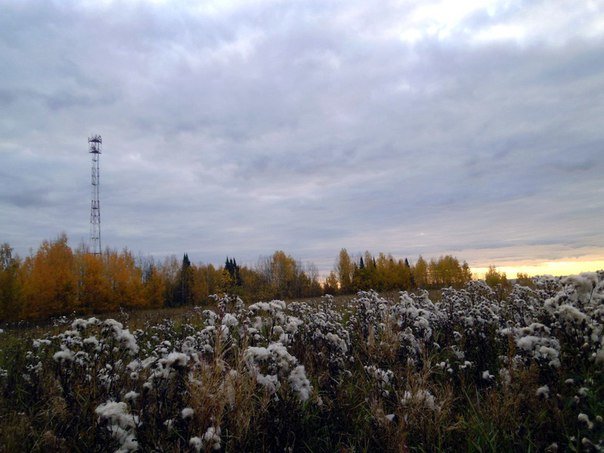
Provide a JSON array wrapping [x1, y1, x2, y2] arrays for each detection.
[[0, 274, 602, 452]]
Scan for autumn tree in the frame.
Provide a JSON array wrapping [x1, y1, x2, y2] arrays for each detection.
[[350, 252, 414, 292], [352, 253, 371, 291], [515, 272, 534, 288], [141, 258, 166, 309], [238, 265, 270, 301], [190, 264, 210, 304], [267, 251, 297, 298], [484, 265, 510, 300], [20, 233, 78, 319], [0, 243, 21, 321], [254, 251, 321, 299], [190, 263, 231, 303], [324, 271, 339, 294], [104, 248, 145, 310], [413, 256, 428, 288], [379, 253, 410, 291], [427, 255, 471, 288], [76, 247, 111, 313], [461, 261, 472, 284], [485, 265, 507, 287], [336, 249, 354, 294]]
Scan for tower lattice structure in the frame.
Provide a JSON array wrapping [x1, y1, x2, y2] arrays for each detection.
[[88, 134, 102, 255]]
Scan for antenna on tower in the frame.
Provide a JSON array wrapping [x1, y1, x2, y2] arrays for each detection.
[[88, 134, 102, 255]]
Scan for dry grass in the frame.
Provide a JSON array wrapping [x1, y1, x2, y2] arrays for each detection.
[[0, 279, 602, 451]]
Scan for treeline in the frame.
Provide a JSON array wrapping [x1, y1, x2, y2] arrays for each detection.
[[0, 235, 472, 321], [326, 249, 472, 293], [0, 235, 326, 321]]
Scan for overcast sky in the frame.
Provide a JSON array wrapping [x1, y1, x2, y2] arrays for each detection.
[[1, 0, 603, 274]]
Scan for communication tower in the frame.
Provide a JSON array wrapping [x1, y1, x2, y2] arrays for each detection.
[[88, 134, 102, 255]]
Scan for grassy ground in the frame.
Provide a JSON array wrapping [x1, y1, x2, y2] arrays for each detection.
[[0, 281, 602, 452]]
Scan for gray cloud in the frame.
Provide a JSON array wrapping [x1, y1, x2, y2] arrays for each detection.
[[1, 0, 603, 273]]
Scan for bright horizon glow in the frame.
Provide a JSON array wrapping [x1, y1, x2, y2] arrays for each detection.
[[471, 259, 604, 280]]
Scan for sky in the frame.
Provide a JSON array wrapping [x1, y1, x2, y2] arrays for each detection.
[[1, 0, 603, 277]]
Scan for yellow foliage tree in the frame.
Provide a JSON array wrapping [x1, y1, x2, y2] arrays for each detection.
[[0, 243, 21, 321], [515, 272, 533, 288], [324, 271, 339, 294], [104, 249, 145, 310], [76, 250, 111, 313], [142, 262, 166, 309], [336, 249, 354, 293], [20, 233, 78, 319], [413, 256, 428, 288], [485, 265, 508, 288]]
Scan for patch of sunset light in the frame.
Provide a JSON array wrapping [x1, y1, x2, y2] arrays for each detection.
[[472, 259, 604, 279]]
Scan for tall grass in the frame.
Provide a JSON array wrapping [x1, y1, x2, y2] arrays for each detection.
[[0, 273, 602, 451]]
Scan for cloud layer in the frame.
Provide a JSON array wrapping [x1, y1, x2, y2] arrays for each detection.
[[1, 0, 603, 272]]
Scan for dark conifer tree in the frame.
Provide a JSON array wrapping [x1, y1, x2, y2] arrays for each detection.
[[225, 256, 242, 286], [173, 253, 193, 306]]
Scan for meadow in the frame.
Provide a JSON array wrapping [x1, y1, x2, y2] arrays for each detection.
[[0, 273, 602, 452]]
